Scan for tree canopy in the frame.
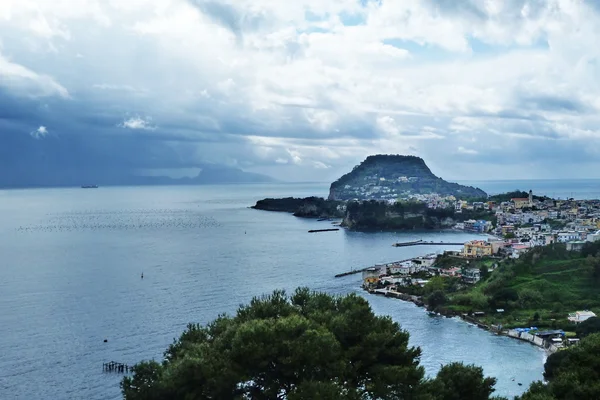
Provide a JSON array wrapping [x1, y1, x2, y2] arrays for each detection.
[[122, 288, 503, 400], [519, 333, 600, 400]]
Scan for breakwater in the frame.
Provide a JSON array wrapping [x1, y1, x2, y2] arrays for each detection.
[[393, 240, 464, 247], [334, 258, 414, 278]]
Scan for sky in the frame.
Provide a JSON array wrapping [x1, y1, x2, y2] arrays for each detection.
[[2, 0, 600, 184]]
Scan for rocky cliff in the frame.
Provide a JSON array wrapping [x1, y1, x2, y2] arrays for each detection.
[[329, 155, 487, 201], [341, 200, 458, 230], [251, 197, 344, 218]]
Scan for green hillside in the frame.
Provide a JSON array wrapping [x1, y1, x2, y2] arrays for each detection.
[[441, 242, 600, 329]]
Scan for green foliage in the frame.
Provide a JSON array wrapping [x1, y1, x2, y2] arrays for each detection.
[[451, 292, 490, 311], [428, 290, 448, 310], [521, 334, 600, 400], [252, 197, 343, 218], [480, 265, 490, 280], [122, 288, 425, 400], [123, 288, 510, 400], [576, 317, 600, 338], [424, 362, 505, 400], [488, 190, 549, 203], [445, 242, 600, 327]]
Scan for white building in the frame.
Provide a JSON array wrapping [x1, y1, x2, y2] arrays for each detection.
[[587, 230, 600, 243], [557, 231, 578, 243], [568, 310, 597, 323]]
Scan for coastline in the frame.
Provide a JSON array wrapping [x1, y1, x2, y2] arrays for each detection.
[[365, 287, 559, 354]]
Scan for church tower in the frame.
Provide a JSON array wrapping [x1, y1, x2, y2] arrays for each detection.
[[528, 190, 533, 206]]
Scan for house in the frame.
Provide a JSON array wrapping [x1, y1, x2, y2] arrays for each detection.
[[512, 198, 531, 209], [455, 200, 468, 211], [510, 243, 530, 258], [557, 232, 578, 243], [568, 310, 597, 323], [412, 255, 437, 270], [587, 230, 600, 242], [566, 241, 586, 252], [362, 267, 384, 286], [462, 268, 481, 284], [473, 202, 486, 210], [440, 267, 461, 277], [388, 261, 415, 275], [463, 240, 493, 258], [501, 225, 515, 236], [488, 239, 508, 254], [474, 220, 492, 233], [463, 220, 477, 231]]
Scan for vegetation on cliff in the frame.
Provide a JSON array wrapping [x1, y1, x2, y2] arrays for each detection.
[[422, 241, 600, 330], [328, 155, 487, 201], [251, 197, 344, 218], [342, 200, 495, 230], [488, 190, 552, 203], [122, 289, 505, 400], [518, 333, 600, 400]]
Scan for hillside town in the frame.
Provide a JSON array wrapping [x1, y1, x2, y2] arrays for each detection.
[[453, 190, 600, 254], [364, 190, 600, 286], [360, 190, 600, 346]]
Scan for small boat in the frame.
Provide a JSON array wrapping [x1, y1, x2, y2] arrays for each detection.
[[81, 185, 99, 189]]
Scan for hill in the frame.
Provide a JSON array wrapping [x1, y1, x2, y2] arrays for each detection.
[[431, 241, 600, 330], [328, 155, 487, 201]]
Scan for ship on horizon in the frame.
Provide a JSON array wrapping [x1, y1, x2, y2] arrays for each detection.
[[81, 185, 99, 189]]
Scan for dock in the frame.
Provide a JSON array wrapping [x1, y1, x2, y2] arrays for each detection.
[[103, 361, 132, 373], [308, 228, 340, 233], [335, 268, 370, 278], [334, 258, 413, 278], [393, 240, 464, 247]]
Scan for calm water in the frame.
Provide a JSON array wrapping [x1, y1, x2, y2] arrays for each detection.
[[0, 183, 546, 399]]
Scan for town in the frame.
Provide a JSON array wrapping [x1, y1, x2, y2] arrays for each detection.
[[358, 190, 600, 352]]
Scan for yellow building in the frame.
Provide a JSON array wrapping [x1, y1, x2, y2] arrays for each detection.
[[463, 240, 493, 258], [511, 198, 531, 209]]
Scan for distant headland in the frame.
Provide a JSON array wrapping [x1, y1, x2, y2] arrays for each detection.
[[252, 155, 494, 231], [328, 154, 487, 201]]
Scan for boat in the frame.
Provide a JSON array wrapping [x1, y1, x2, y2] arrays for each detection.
[[81, 185, 99, 189]]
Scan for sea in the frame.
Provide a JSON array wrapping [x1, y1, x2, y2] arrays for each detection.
[[2, 179, 598, 400]]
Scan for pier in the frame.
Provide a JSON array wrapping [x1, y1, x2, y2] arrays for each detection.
[[393, 239, 464, 247], [334, 258, 413, 278], [103, 361, 132, 373]]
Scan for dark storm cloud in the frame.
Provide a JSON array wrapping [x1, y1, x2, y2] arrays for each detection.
[[427, 0, 488, 20], [187, 0, 270, 40], [518, 94, 591, 113]]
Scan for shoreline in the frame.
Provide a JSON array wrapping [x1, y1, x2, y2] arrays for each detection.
[[365, 287, 559, 354]]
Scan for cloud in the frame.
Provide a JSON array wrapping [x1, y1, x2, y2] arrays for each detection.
[[2, 0, 600, 183], [30, 126, 49, 139], [119, 116, 157, 130], [456, 146, 478, 155], [0, 52, 69, 98]]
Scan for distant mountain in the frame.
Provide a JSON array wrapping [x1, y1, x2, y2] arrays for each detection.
[[0, 163, 274, 188], [0, 131, 274, 188], [328, 155, 487, 200]]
